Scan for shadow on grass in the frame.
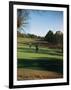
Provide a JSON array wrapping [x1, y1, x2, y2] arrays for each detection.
[[17, 58, 63, 74]]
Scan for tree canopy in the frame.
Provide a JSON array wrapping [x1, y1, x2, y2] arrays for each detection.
[[45, 30, 54, 43], [17, 9, 29, 32], [44, 30, 63, 45]]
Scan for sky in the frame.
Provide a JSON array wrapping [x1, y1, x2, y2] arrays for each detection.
[[19, 10, 63, 37]]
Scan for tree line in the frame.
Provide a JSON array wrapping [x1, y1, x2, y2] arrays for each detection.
[[18, 30, 63, 45], [44, 30, 63, 45]]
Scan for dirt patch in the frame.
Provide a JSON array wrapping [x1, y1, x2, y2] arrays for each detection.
[[17, 68, 63, 80]]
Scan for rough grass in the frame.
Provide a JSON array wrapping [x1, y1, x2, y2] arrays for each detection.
[[17, 68, 63, 80]]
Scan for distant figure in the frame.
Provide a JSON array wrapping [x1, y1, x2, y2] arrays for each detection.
[[35, 45, 38, 53]]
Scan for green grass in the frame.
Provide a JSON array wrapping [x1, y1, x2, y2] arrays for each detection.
[[18, 52, 62, 59], [17, 37, 63, 74], [17, 42, 63, 60]]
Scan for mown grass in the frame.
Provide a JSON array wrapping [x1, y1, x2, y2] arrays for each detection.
[[17, 37, 63, 79], [17, 44, 63, 60]]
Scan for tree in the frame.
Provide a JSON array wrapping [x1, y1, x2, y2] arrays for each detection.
[[17, 9, 29, 32], [54, 31, 63, 44], [35, 45, 39, 53], [45, 30, 54, 43]]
